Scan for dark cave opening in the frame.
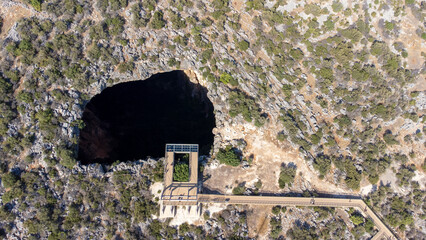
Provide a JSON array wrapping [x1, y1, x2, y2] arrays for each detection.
[[78, 70, 215, 165]]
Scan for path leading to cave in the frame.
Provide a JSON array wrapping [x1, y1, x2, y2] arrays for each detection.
[[198, 194, 396, 240]]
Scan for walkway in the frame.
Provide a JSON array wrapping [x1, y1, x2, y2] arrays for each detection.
[[198, 194, 396, 240]]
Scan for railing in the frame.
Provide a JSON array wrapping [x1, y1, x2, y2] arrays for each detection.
[[166, 144, 198, 152]]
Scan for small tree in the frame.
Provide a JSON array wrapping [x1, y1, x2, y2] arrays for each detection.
[[216, 146, 240, 166], [173, 163, 189, 182], [232, 185, 245, 195], [278, 164, 296, 188], [1, 172, 18, 188], [150, 11, 166, 29], [237, 40, 249, 51], [58, 148, 76, 169]]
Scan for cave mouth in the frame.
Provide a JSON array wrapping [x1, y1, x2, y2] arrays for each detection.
[[78, 70, 215, 165]]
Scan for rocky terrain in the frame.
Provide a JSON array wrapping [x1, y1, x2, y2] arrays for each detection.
[[0, 0, 425, 239]]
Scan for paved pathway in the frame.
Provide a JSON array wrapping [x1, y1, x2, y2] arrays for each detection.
[[198, 194, 396, 240]]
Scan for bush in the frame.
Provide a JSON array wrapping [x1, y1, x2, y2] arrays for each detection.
[[343, 160, 361, 190], [228, 91, 265, 125], [106, 16, 125, 36], [278, 164, 296, 188], [350, 211, 364, 225], [35, 109, 54, 130], [118, 61, 134, 73], [383, 130, 399, 145], [313, 154, 331, 177], [331, 1, 343, 12], [334, 115, 351, 128], [237, 40, 250, 51], [272, 206, 281, 215], [30, 0, 42, 11], [150, 11, 166, 29], [216, 146, 240, 166], [219, 73, 238, 86], [58, 148, 76, 169], [290, 48, 304, 61], [286, 222, 317, 239], [232, 185, 245, 195], [396, 164, 415, 186], [173, 163, 189, 182], [169, 11, 187, 29], [1, 172, 18, 188]]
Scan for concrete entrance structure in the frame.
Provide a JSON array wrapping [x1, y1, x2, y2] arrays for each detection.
[[161, 144, 199, 205]]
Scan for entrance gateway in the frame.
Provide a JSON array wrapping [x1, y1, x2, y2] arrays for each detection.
[[161, 144, 199, 205]]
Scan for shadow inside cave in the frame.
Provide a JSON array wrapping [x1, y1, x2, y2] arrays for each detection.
[[78, 70, 215, 165]]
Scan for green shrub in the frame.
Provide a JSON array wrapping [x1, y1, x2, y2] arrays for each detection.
[[278, 164, 296, 188], [313, 154, 331, 177], [35, 109, 54, 130], [396, 164, 415, 186], [216, 146, 240, 166], [58, 148, 76, 169], [228, 91, 265, 125], [343, 160, 361, 190], [106, 16, 125, 36], [334, 115, 351, 128], [341, 28, 362, 43], [332, 1, 343, 12], [173, 163, 189, 182], [349, 211, 364, 225], [237, 40, 250, 51], [150, 11, 166, 29], [232, 185, 245, 195], [1, 172, 19, 188], [305, 3, 322, 16], [272, 206, 281, 215], [30, 0, 42, 11], [219, 73, 238, 86], [290, 48, 304, 61], [383, 130, 399, 145], [118, 61, 134, 73], [169, 11, 187, 29]]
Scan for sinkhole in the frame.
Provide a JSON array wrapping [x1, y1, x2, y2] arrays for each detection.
[[78, 70, 215, 165]]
